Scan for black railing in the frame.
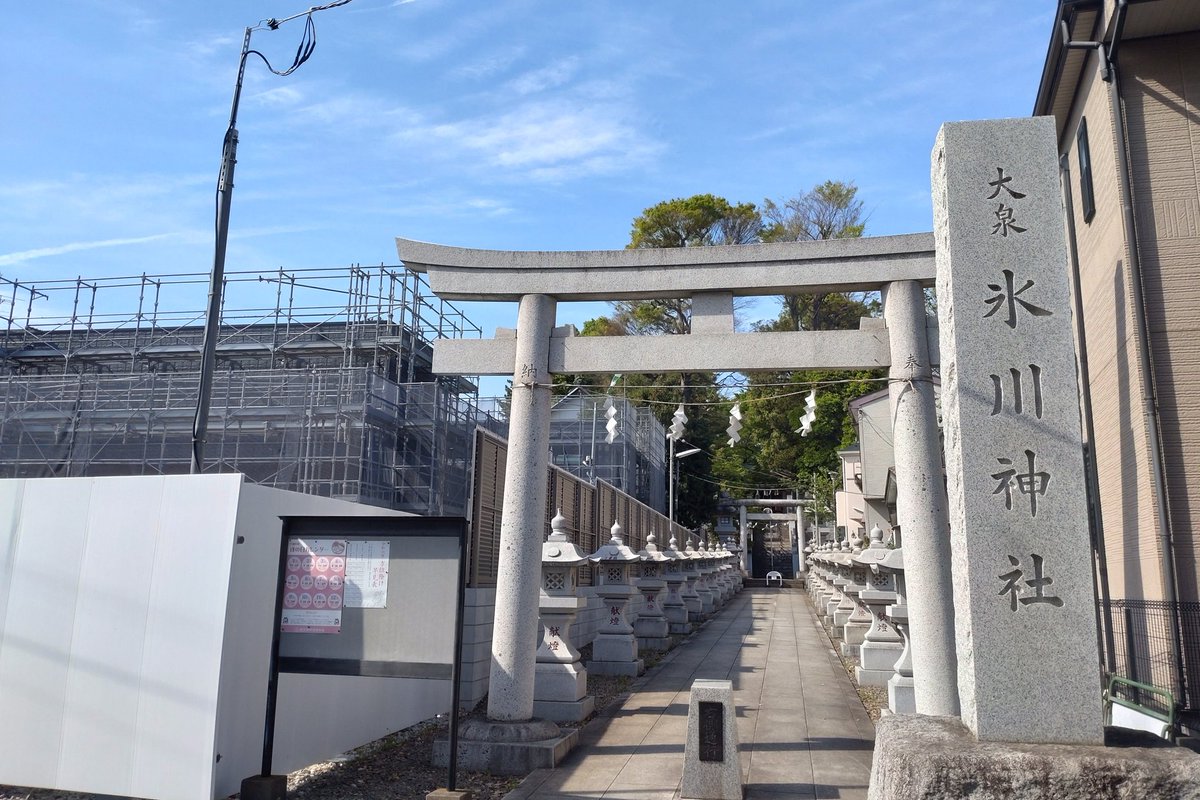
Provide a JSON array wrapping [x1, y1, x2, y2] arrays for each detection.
[[1099, 599, 1200, 722]]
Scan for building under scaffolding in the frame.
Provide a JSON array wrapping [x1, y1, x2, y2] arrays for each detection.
[[0, 265, 504, 515], [547, 391, 666, 514]]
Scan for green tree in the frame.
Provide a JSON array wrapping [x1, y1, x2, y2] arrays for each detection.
[[711, 181, 883, 504], [629, 193, 761, 249], [761, 181, 873, 333], [579, 194, 765, 528]]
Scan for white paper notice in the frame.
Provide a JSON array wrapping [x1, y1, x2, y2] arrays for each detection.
[[345, 540, 390, 608]]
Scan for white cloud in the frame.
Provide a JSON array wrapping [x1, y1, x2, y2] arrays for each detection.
[[506, 57, 580, 96], [452, 45, 528, 81], [250, 85, 305, 109], [0, 233, 183, 268], [393, 100, 660, 182]]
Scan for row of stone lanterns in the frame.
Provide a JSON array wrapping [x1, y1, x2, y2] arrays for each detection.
[[534, 511, 744, 722], [806, 525, 913, 714]]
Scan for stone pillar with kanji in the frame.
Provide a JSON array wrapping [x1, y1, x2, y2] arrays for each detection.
[[933, 117, 1101, 744], [586, 521, 645, 678], [533, 510, 595, 723]]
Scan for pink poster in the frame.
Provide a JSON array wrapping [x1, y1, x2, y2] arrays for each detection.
[[281, 538, 347, 634]]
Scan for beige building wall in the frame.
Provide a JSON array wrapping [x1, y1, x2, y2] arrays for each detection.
[[1054, 24, 1200, 603], [1058, 41, 1163, 601], [1120, 32, 1200, 602]]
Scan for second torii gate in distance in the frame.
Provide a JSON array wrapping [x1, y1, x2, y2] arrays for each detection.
[[397, 231, 957, 726], [728, 497, 813, 577]]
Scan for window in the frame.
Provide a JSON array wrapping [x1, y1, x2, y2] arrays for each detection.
[[1077, 118, 1096, 223]]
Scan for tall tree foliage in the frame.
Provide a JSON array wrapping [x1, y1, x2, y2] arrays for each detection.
[[761, 181, 873, 333], [577, 187, 884, 527], [577, 194, 763, 528], [710, 181, 882, 503]]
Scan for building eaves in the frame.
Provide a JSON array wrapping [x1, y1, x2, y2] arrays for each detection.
[[1033, 0, 1103, 140]]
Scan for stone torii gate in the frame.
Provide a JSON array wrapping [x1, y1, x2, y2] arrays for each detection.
[[397, 232, 959, 723]]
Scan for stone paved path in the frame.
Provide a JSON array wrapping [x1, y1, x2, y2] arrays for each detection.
[[504, 587, 875, 799]]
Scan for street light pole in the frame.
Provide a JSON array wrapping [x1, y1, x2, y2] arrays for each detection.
[[670, 444, 702, 526], [190, 1, 353, 474], [669, 435, 675, 525]]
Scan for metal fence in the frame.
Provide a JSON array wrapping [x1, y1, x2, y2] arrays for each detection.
[[1099, 599, 1200, 723]]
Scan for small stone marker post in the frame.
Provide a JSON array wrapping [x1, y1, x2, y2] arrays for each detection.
[[682, 678, 742, 800], [933, 117, 1102, 744]]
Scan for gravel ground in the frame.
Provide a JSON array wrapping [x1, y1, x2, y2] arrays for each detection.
[[816, 605, 889, 722], [0, 646, 638, 800]]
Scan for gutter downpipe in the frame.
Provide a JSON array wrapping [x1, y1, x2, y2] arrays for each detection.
[[1059, 152, 1116, 672], [1102, 0, 1186, 698]]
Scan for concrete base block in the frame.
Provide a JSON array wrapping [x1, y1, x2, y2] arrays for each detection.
[[433, 718, 578, 776], [669, 621, 693, 636], [843, 622, 869, 646], [637, 635, 674, 652], [860, 643, 904, 672], [533, 661, 587, 703], [855, 667, 896, 687], [592, 635, 637, 663], [887, 676, 915, 714], [634, 616, 670, 640], [587, 658, 644, 677], [241, 775, 287, 800], [840, 642, 861, 660], [868, 715, 1200, 800], [426, 789, 473, 800], [533, 694, 595, 723]]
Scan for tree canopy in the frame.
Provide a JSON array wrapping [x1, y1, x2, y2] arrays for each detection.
[[577, 184, 883, 529], [628, 194, 761, 249]]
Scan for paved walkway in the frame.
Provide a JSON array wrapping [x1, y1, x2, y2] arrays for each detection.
[[505, 587, 875, 799]]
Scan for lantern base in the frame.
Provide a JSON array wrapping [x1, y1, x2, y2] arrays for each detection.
[[587, 657, 644, 677], [533, 695, 595, 723]]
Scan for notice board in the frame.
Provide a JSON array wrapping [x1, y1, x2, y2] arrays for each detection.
[[274, 516, 466, 680]]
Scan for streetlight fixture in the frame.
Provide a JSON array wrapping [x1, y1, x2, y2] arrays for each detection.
[[669, 442, 702, 526], [190, 0, 353, 474]]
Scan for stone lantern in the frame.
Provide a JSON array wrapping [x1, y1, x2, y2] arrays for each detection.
[[634, 531, 672, 652], [853, 525, 903, 687], [682, 537, 708, 622], [875, 547, 913, 714], [726, 542, 744, 592], [700, 540, 723, 611], [586, 520, 644, 677], [831, 552, 856, 627], [660, 533, 691, 637], [534, 510, 595, 722], [840, 558, 873, 660], [707, 540, 726, 608], [716, 542, 735, 600]]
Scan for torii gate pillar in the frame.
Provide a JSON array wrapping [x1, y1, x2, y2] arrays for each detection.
[[487, 294, 556, 722]]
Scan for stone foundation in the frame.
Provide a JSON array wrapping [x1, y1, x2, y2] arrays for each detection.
[[433, 718, 578, 776], [868, 715, 1200, 800]]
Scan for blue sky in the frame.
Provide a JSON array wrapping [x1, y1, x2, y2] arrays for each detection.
[[2, 0, 1057, 349]]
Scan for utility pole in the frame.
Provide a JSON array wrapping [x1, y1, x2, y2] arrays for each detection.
[[191, 1, 353, 474]]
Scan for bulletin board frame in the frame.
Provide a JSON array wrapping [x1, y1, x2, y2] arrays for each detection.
[[272, 515, 466, 679], [256, 515, 468, 783]]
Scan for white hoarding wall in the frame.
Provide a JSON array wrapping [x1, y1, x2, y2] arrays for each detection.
[[0, 475, 448, 800]]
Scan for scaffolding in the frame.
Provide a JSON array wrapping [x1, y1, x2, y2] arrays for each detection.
[[0, 265, 504, 515], [546, 391, 666, 513]]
